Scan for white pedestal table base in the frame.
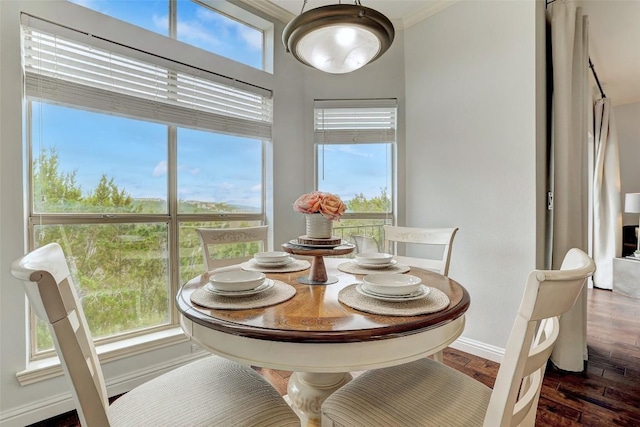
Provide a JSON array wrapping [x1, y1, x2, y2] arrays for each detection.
[[287, 372, 352, 426]]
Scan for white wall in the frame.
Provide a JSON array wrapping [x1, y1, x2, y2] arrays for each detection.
[[615, 101, 640, 225], [403, 0, 542, 350]]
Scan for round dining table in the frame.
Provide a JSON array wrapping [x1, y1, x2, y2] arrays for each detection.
[[176, 257, 470, 427]]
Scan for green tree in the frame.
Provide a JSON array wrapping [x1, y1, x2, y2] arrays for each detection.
[[33, 148, 168, 348], [346, 188, 391, 213], [33, 147, 83, 211], [87, 175, 134, 210], [330, 188, 392, 250]]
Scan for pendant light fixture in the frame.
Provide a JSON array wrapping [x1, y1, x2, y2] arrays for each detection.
[[282, 1, 395, 74]]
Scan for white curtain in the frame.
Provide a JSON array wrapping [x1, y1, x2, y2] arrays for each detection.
[[592, 99, 622, 289], [547, 0, 590, 372]]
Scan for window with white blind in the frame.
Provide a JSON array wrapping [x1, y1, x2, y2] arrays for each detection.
[[23, 15, 270, 357], [314, 100, 397, 249]]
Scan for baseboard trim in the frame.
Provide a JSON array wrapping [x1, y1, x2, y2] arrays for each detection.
[[451, 336, 505, 363], [0, 393, 74, 427]]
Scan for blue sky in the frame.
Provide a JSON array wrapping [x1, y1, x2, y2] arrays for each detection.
[[69, 0, 263, 69], [36, 1, 391, 209], [33, 103, 263, 207], [34, 102, 389, 208]]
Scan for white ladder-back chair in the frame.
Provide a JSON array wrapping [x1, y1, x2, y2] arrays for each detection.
[[383, 226, 459, 275], [11, 243, 299, 427], [321, 248, 595, 427], [196, 225, 268, 270]]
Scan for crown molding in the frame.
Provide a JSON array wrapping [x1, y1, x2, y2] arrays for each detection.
[[236, 0, 295, 23], [237, 1, 458, 29], [402, 0, 458, 29]]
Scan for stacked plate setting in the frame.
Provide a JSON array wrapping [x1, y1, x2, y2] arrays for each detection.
[[357, 273, 430, 302], [251, 251, 295, 268], [205, 270, 273, 297], [288, 238, 344, 249], [354, 252, 398, 269]]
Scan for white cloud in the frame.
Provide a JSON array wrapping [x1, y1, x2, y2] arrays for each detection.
[[177, 19, 221, 46], [195, 7, 219, 22], [178, 164, 200, 175], [194, 8, 261, 51], [238, 26, 263, 51], [153, 161, 167, 177], [251, 183, 262, 192], [216, 181, 235, 191], [329, 145, 373, 158], [152, 14, 169, 32]]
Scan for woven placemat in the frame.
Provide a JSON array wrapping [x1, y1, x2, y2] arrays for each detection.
[[240, 259, 310, 273], [337, 261, 411, 275], [190, 280, 296, 310], [338, 284, 450, 316]]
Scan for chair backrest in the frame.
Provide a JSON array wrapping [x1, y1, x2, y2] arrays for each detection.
[[11, 243, 110, 426], [484, 248, 596, 427], [350, 235, 380, 254], [196, 226, 269, 270], [383, 226, 459, 275]]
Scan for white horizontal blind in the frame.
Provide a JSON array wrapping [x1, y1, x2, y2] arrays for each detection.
[[314, 100, 397, 144], [22, 20, 272, 140]]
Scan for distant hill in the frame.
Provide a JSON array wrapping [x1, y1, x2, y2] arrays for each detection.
[[132, 198, 260, 213]]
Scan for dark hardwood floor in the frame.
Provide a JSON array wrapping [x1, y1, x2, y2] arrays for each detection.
[[31, 288, 640, 426]]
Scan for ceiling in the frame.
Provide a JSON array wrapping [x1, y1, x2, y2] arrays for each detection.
[[247, 0, 640, 106], [577, 0, 640, 106]]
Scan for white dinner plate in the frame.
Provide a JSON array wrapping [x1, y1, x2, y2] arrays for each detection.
[[205, 279, 274, 297], [355, 283, 430, 302], [251, 257, 295, 267], [288, 239, 350, 249], [354, 259, 398, 269]]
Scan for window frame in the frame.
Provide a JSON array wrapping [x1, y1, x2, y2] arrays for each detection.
[[192, 0, 275, 73], [23, 10, 270, 360], [313, 99, 398, 237], [67, 0, 274, 72]]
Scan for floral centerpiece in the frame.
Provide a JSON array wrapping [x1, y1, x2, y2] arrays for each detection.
[[293, 191, 346, 239], [293, 191, 346, 220]]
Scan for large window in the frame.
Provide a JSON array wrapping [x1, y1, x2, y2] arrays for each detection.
[[315, 100, 397, 248], [23, 16, 270, 356], [67, 0, 268, 70]]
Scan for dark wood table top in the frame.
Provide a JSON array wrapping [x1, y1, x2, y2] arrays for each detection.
[[176, 258, 470, 344]]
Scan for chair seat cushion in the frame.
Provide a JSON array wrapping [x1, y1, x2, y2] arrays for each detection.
[[322, 358, 491, 427], [109, 356, 299, 427]]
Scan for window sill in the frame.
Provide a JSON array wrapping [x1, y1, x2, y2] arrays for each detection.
[[16, 327, 190, 386]]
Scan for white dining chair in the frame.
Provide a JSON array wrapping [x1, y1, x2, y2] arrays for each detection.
[[321, 248, 595, 427], [11, 243, 300, 427], [383, 225, 459, 275], [382, 226, 459, 362], [196, 225, 269, 270]]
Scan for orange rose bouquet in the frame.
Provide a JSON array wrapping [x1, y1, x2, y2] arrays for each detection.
[[293, 191, 346, 221]]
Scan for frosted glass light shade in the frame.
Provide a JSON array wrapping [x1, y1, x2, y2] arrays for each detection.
[[283, 4, 394, 74], [297, 25, 381, 73]]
